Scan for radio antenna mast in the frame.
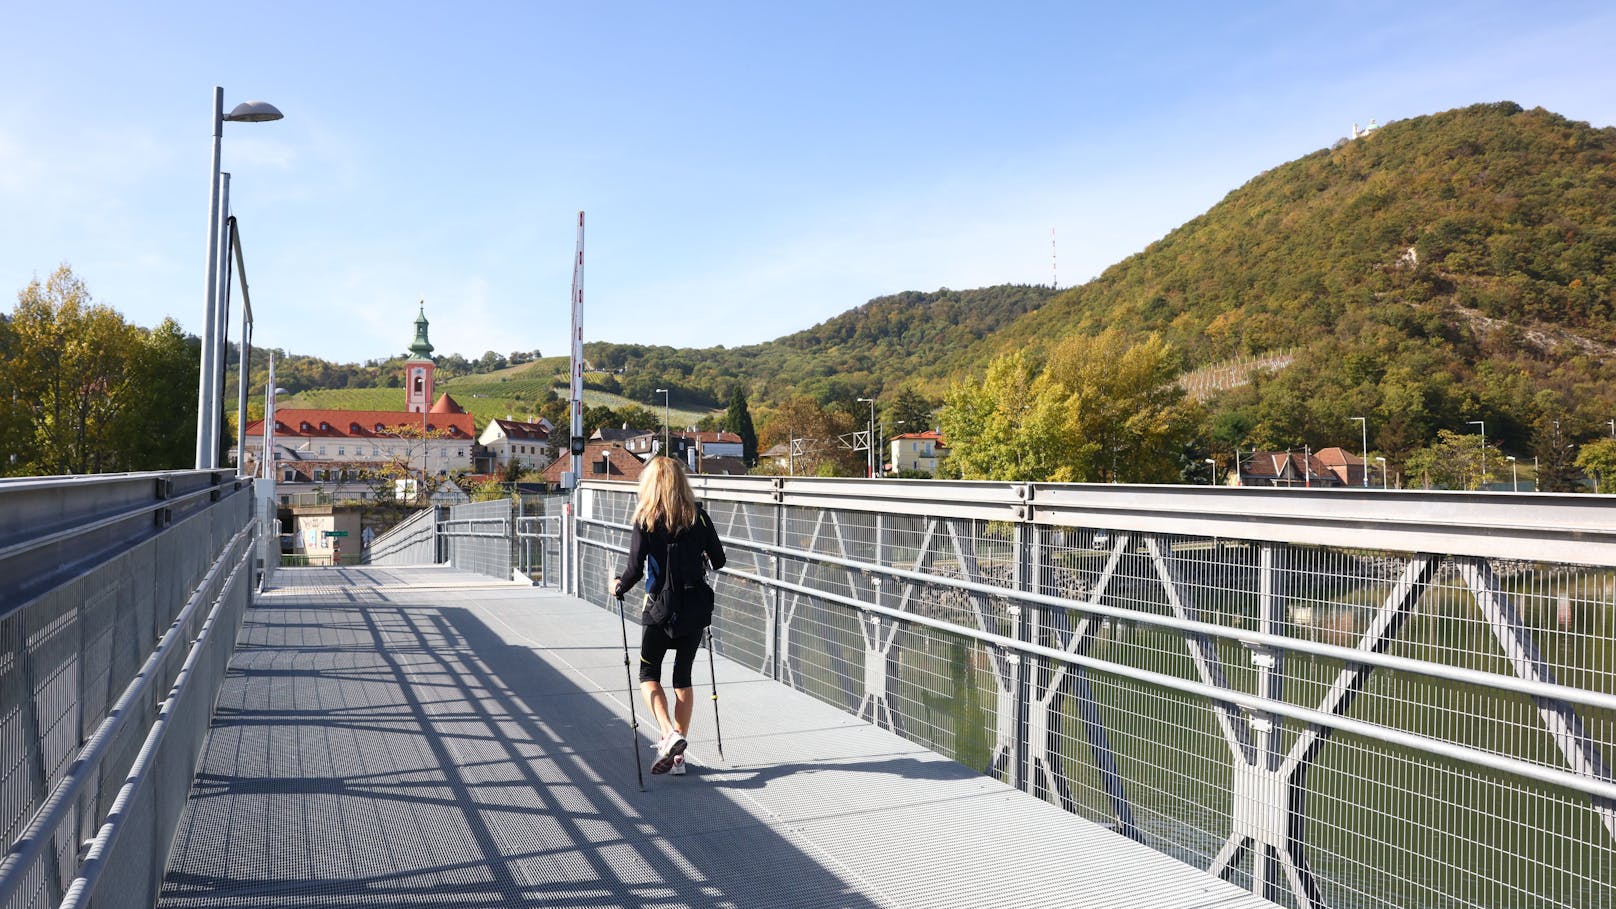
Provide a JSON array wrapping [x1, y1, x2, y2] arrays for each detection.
[[1051, 227, 1058, 290]]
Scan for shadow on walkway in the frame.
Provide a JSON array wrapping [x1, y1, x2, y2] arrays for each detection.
[[161, 587, 886, 908]]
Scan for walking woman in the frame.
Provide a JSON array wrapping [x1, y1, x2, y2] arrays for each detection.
[[610, 457, 725, 775]]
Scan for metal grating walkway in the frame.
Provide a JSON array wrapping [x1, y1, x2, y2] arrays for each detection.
[[159, 565, 1270, 908]]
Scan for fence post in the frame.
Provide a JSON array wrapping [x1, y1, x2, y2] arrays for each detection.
[[771, 479, 785, 682], [1011, 514, 1034, 792]]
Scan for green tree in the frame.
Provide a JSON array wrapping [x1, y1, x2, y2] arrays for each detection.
[[1044, 331, 1196, 482], [1575, 438, 1616, 493], [1529, 393, 1579, 492], [723, 387, 758, 465], [8, 266, 144, 474], [883, 385, 938, 439], [118, 318, 198, 469], [939, 351, 1078, 482], [1403, 429, 1503, 490]]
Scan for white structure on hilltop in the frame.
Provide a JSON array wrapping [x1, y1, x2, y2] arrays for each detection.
[[1350, 119, 1381, 140]]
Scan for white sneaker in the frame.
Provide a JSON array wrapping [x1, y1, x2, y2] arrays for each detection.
[[670, 754, 687, 775], [651, 731, 687, 774]]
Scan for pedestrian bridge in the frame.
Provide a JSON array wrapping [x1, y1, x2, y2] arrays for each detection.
[[2, 472, 1614, 908]]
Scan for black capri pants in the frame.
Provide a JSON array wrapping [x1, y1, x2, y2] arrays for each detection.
[[639, 623, 702, 688]]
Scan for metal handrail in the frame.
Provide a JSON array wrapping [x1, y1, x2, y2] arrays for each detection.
[[576, 521, 1616, 801], [0, 523, 254, 906], [575, 515, 1616, 713], [0, 475, 240, 564], [60, 527, 254, 908]]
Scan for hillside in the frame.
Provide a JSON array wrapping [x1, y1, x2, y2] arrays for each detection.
[[585, 284, 1058, 405], [245, 102, 1616, 468], [982, 102, 1616, 456]]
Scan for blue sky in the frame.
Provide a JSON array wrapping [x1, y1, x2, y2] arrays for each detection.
[[4, 2, 1615, 364]]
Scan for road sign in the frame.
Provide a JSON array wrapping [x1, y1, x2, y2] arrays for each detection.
[[323, 530, 349, 538]]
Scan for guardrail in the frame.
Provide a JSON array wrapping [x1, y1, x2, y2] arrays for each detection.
[[0, 470, 257, 909], [574, 476, 1616, 909]]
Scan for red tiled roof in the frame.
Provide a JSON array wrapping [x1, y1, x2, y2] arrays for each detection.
[[430, 393, 468, 414], [891, 430, 944, 442], [492, 418, 548, 441], [246, 407, 476, 440], [542, 443, 646, 483], [675, 430, 742, 444]]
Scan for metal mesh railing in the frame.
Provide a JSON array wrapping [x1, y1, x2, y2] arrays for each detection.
[[573, 477, 1616, 909], [0, 471, 256, 909], [364, 506, 442, 566], [514, 495, 568, 588], [442, 499, 514, 581]]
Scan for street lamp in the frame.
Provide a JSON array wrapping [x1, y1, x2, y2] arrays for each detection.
[[1204, 457, 1217, 486], [856, 397, 877, 478], [1375, 456, 1387, 490], [1351, 417, 1368, 487], [1507, 455, 1518, 492], [196, 87, 283, 469], [1467, 420, 1486, 489], [656, 388, 670, 455]]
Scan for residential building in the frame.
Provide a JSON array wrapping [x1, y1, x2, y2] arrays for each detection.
[[1312, 447, 1368, 487], [889, 430, 946, 475], [676, 430, 744, 461], [543, 442, 647, 485], [480, 417, 552, 474], [234, 306, 477, 504], [1235, 451, 1347, 488]]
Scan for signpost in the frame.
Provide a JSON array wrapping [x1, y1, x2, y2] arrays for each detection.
[[323, 530, 349, 538]]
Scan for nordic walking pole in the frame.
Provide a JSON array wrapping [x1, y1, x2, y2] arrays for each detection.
[[617, 595, 645, 791], [706, 625, 724, 761]]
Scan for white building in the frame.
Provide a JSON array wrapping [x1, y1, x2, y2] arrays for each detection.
[[889, 430, 946, 475], [479, 417, 553, 474]]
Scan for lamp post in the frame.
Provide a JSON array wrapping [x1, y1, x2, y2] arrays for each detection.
[[195, 87, 283, 469], [856, 397, 877, 478], [1204, 457, 1217, 486], [1507, 455, 1518, 492], [1375, 456, 1387, 490], [1351, 416, 1368, 487], [656, 388, 670, 455], [1467, 420, 1486, 489]]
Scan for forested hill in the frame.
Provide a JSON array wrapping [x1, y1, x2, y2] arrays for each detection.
[[995, 101, 1616, 359], [982, 101, 1616, 455], [585, 284, 1056, 406]]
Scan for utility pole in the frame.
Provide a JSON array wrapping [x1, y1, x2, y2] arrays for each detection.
[[857, 397, 877, 478], [567, 212, 585, 485]]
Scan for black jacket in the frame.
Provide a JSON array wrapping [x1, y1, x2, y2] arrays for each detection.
[[614, 506, 726, 598]]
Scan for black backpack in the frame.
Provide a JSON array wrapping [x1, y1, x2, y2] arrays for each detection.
[[645, 510, 715, 638]]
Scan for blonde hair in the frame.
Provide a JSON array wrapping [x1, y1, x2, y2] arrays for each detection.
[[631, 457, 697, 532]]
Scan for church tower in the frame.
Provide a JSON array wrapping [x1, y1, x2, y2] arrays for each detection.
[[404, 302, 435, 414]]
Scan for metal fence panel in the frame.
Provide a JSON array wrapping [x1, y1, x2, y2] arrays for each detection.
[[364, 506, 441, 566], [0, 471, 255, 909], [575, 477, 1616, 909], [442, 499, 514, 581]]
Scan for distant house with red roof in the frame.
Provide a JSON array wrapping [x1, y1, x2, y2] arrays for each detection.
[[888, 430, 946, 475], [543, 442, 646, 485], [1235, 450, 1347, 488], [479, 417, 552, 474]]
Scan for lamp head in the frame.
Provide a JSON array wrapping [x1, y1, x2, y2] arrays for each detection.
[[226, 101, 284, 123]]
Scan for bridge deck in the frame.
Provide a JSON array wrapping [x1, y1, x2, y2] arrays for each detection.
[[159, 566, 1267, 908]]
